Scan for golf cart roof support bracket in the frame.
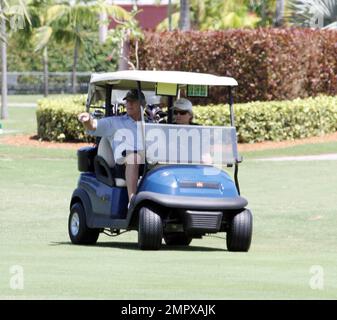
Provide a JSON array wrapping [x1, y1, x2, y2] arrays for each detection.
[[234, 163, 241, 195], [228, 86, 235, 127]]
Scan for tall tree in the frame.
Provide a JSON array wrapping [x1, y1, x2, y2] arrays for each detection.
[[39, 0, 130, 94], [157, 0, 261, 31], [1, 0, 30, 120], [106, 6, 143, 70], [21, 0, 54, 97]]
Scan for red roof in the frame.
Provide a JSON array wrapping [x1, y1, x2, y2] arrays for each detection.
[[109, 5, 168, 30]]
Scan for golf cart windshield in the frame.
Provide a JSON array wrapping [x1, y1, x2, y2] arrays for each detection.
[[131, 123, 239, 166]]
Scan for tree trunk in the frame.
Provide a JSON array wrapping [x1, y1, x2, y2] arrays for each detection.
[[274, 0, 285, 27], [1, 9, 8, 120], [168, 0, 172, 31], [99, 0, 112, 44], [43, 46, 49, 97], [72, 39, 79, 94], [179, 0, 190, 31], [118, 29, 130, 71], [99, 10, 108, 44]]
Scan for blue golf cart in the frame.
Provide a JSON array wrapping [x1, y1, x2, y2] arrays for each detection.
[[68, 70, 253, 251]]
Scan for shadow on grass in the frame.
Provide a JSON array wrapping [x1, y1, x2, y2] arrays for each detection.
[[50, 241, 226, 252]]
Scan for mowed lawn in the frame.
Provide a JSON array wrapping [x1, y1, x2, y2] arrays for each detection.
[[0, 104, 337, 299]]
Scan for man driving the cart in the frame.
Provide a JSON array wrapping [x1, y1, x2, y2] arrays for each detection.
[[78, 89, 146, 204]]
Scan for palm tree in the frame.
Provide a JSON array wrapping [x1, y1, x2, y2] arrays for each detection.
[[287, 0, 337, 29], [1, 0, 30, 120], [18, 0, 54, 97], [38, 0, 130, 94], [157, 0, 261, 31]]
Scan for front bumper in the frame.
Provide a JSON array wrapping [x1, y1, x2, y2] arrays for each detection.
[[134, 191, 248, 211]]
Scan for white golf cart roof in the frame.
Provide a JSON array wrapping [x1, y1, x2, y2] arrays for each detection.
[[87, 70, 237, 106], [90, 70, 238, 88]]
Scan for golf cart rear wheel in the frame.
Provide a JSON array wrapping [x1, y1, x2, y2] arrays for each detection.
[[226, 209, 253, 252], [138, 207, 163, 250], [68, 202, 99, 245], [164, 233, 192, 246]]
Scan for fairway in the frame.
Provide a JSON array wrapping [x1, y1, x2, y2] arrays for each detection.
[[1, 141, 337, 299]]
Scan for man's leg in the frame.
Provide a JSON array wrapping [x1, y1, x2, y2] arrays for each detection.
[[125, 152, 142, 201]]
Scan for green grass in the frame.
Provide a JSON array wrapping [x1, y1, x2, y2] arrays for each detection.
[[0, 103, 337, 299], [0, 144, 336, 299], [0, 107, 37, 135], [242, 141, 337, 159]]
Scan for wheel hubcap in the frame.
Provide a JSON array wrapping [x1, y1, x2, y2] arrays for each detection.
[[71, 212, 80, 236]]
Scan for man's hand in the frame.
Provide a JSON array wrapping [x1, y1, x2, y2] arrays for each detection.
[[78, 112, 96, 131], [78, 112, 90, 123]]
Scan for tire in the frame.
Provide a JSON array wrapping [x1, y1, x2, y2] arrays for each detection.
[[164, 232, 192, 246], [226, 209, 253, 252], [138, 207, 163, 250], [68, 202, 99, 245]]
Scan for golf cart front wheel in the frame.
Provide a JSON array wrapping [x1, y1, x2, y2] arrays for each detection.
[[226, 209, 253, 252], [68, 202, 99, 245], [138, 207, 163, 250], [164, 232, 192, 246]]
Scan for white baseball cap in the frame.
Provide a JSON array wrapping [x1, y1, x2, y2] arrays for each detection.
[[173, 98, 193, 112]]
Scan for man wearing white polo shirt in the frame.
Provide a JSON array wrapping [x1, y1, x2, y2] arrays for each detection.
[[78, 89, 146, 204]]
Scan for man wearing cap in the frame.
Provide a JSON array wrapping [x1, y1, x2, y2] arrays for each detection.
[[78, 89, 146, 204], [173, 98, 198, 125]]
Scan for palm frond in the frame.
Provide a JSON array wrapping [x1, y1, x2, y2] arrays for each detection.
[[33, 25, 52, 51], [46, 4, 70, 25], [287, 0, 337, 28], [97, 1, 132, 24]]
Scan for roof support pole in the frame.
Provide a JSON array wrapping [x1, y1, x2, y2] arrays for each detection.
[[137, 81, 148, 181], [228, 86, 241, 195], [228, 86, 235, 127]]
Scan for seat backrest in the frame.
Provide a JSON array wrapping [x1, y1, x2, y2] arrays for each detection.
[[97, 137, 115, 168]]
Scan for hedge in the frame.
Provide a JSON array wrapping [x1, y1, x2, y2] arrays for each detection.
[[36, 95, 92, 142], [130, 29, 337, 104], [194, 96, 337, 142], [36, 95, 337, 143]]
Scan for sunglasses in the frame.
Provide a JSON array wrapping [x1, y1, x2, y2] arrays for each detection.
[[173, 110, 189, 115]]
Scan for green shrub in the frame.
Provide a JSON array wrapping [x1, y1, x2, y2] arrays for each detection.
[[37, 95, 337, 143], [194, 95, 337, 142], [36, 95, 93, 142]]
